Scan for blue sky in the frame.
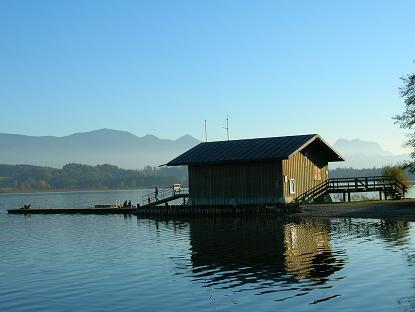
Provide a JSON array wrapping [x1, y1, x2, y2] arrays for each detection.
[[0, 0, 414, 153]]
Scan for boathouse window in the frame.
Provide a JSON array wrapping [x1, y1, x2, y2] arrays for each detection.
[[314, 166, 322, 181], [289, 179, 296, 195]]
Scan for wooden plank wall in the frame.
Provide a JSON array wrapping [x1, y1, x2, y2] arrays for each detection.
[[282, 150, 328, 200], [188, 161, 283, 205]]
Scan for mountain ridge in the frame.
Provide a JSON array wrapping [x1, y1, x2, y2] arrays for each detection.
[[332, 138, 409, 169], [0, 130, 411, 170], [0, 129, 201, 169]]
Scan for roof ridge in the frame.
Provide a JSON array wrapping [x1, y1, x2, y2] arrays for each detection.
[[199, 134, 318, 144], [165, 134, 343, 166]]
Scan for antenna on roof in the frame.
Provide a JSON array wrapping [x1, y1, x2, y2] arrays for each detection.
[[204, 120, 208, 142], [223, 115, 230, 141]]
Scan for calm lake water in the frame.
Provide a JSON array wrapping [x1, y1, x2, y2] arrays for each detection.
[[2, 190, 415, 311]]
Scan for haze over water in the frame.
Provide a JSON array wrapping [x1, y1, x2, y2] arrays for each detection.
[[1, 190, 415, 311]]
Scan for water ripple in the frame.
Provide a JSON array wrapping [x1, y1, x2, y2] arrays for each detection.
[[2, 192, 415, 311]]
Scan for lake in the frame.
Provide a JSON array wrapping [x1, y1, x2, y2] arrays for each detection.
[[2, 190, 415, 311]]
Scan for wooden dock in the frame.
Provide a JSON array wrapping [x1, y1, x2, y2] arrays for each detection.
[[296, 176, 408, 203], [7, 204, 300, 216], [7, 176, 406, 216], [7, 208, 136, 214]]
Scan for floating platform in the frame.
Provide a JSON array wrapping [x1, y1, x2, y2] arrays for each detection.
[[7, 208, 136, 215], [7, 204, 301, 216]]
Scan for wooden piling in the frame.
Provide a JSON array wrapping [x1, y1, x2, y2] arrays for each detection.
[[134, 204, 301, 217]]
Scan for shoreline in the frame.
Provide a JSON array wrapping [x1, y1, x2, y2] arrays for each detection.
[[0, 187, 179, 195], [297, 199, 415, 221]]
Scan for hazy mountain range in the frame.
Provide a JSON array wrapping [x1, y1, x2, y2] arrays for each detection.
[[332, 138, 409, 169], [0, 129, 200, 169], [0, 129, 410, 169]]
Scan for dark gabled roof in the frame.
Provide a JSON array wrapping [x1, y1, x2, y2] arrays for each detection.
[[165, 134, 344, 166]]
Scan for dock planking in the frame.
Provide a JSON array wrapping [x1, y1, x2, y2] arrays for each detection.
[[7, 203, 301, 216], [7, 208, 136, 214]]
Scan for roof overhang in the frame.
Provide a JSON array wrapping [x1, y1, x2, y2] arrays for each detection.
[[287, 135, 344, 162]]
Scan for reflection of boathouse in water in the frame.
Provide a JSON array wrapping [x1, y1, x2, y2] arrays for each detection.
[[188, 218, 345, 288], [165, 134, 343, 205], [149, 217, 410, 296], [284, 222, 338, 281]]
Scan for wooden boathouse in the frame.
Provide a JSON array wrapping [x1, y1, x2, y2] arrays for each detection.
[[7, 134, 408, 217], [164, 134, 344, 205]]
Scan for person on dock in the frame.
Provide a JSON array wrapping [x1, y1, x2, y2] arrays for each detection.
[[123, 200, 128, 207], [147, 196, 151, 205], [128, 200, 132, 207], [21, 203, 32, 209], [155, 186, 159, 201]]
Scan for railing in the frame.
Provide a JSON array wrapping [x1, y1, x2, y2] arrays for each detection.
[[296, 176, 408, 203], [142, 186, 183, 205], [395, 178, 409, 195], [327, 176, 407, 194], [296, 180, 329, 203]]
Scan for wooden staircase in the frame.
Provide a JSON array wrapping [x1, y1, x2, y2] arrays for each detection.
[[141, 187, 189, 207]]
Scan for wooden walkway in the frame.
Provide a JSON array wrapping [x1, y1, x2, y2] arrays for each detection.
[[7, 208, 136, 214], [296, 176, 408, 203]]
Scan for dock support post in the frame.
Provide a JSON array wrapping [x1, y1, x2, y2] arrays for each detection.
[[379, 191, 382, 200], [343, 193, 346, 202], [347, 192, 351, 202]]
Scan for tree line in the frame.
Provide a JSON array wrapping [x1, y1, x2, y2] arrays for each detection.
[[330, 166, 413, 182], [0, 163, 188, 192], [1, 162, 411, 193]]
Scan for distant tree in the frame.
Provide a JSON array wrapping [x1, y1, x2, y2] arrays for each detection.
[[0, 163, 188, 192], [394, 68, 415, 171], [381, 165, 408, 185], [329, 167, 382, 178]]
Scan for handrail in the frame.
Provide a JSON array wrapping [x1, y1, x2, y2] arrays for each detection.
[[142, 186, 183, 205], [296, 180, 329, 203], [328, 176, 393, 181]]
